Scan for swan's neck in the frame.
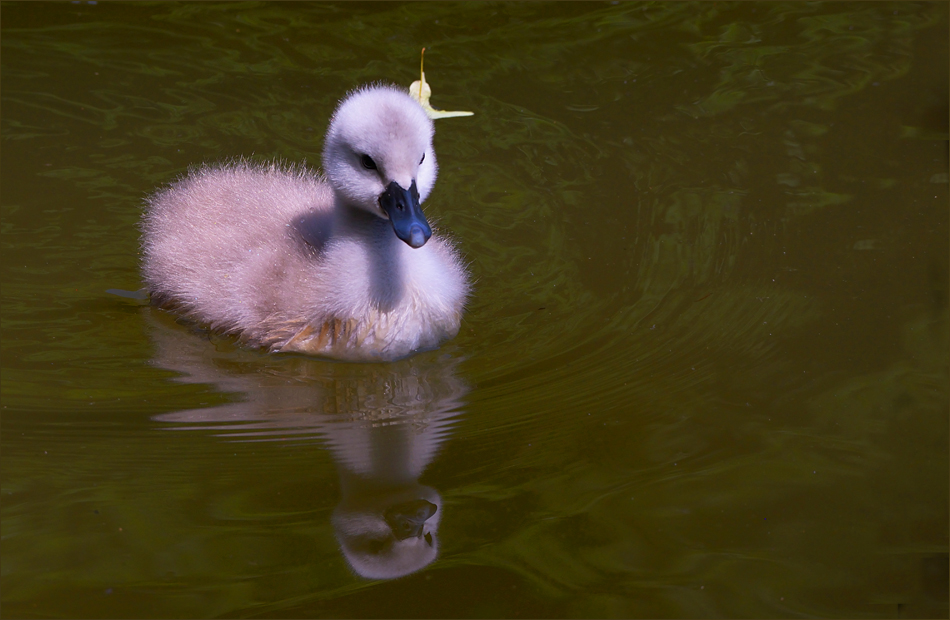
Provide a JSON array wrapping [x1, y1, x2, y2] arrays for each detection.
[[330, 196, 407, 314], [332, 198, 394, 244]]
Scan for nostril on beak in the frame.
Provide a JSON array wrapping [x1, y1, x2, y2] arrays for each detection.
[[379, 180, 431, 248]]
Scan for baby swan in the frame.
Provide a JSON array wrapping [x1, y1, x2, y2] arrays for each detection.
[[141, 85, 470, 361]]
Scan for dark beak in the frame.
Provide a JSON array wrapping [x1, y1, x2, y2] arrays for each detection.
[[384, 499, 437, 541], [379, 180, 432, 248]]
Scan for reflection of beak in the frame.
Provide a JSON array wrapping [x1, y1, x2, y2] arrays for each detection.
[[378, 180, 432, 248], [384, 499, 437, 540]]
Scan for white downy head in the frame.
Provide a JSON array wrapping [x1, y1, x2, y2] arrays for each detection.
[[323, 85, 439, 218]]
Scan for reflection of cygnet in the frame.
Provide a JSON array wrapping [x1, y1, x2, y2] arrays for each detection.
[[326, 414, 453, 580], [140, 85, 470, 361], [143, 310, 465, 580]]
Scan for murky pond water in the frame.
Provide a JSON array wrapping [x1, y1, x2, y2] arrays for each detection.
[[2, 2, 948, 617]]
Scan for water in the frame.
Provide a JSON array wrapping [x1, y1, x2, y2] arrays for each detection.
[[2, 2, 948, 617]]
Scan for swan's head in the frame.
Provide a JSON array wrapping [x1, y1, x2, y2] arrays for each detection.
[[323, 85, 438, 248]]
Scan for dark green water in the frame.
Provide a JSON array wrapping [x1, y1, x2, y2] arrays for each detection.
[[2, 2, 947, 617]]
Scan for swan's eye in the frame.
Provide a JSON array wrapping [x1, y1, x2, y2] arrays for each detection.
[[419, 153, 425, 165], [360, 154, 377, 170]]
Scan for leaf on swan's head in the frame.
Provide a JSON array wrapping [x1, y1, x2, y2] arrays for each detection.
[[408, 48, 473, 120]]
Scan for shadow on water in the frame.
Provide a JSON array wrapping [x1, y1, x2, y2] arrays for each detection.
[[144, 309, 468, 581]]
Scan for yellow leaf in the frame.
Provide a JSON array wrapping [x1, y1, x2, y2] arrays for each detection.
[[408, 48, 473, 120]]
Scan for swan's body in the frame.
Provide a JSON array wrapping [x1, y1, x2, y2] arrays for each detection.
[[141, 86, 470, 361]]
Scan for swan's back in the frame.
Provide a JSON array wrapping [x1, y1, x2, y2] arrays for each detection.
[[141, 87, 470, 361], [142, 162, 327, 334]]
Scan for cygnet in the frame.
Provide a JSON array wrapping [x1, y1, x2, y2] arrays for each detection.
[[141, 85, 471, 361]]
